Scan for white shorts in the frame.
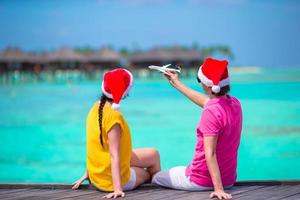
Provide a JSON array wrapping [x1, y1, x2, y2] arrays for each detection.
[[152, 166, 214, 191], [123, 168, 137, 191], [95, 168, 136, 192]]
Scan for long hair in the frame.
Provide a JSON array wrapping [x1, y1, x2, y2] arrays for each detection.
[[98, 94, 112, 147]]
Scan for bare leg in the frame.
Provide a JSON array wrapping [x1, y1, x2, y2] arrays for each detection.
[[131, 167, 150, 188], [131, 148, 161, 177]]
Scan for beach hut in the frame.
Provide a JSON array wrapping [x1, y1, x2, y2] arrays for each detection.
[[128, 48, 169, 68], [0, 50, 9, 73], [85, 48, 122, 70], [168, 47, 203, 68], [128, 47, 203, 69], [46, 48, 84, 70], [0, 48, 32, 72], [28, 53, 50, 73]]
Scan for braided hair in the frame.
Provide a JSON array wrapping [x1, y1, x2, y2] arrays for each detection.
[[98, 94, 113, 147], [98, 95, 107, 147]]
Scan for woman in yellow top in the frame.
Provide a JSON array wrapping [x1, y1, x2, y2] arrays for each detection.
[[72, 68, 161, 198]]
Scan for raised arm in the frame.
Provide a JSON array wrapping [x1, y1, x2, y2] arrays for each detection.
[[164, 71, 209, 108], [103, 124, 125, 199], [204, 136, 232, 200]]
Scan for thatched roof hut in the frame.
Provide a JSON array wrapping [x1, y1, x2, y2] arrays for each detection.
[[0, 48, 34, 71], [129, 47, 203, 68], [45, 48, 84, 69], [0, 48, 30, 63], [86, 48, 121, 62], [129, 49, 169, 63], [47, 48, 84, 63], [85, 48, 121, 69]]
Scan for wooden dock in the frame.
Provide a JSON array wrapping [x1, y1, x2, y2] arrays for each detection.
[[0, 181, 299, 200]]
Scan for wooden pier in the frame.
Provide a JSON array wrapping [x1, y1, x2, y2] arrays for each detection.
[[0, 181, 299, 200]]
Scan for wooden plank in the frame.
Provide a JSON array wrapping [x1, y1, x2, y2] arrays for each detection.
[[279, 192, 300, 200], [267, 186, 300, 200], [0, 189, 42, 200], [66, 192, 105, 200], [124, 188, 168, 200], [156, 191, 191, 200], [234, 186, 280, 199], [234, 185, 300, 200], [0, 189, 96, 200], [146, 186, 264, 200], [0, 189, 57, 200], [0, 189, 32, 195], [78, 186, 169, 200], [11, 189, 76, 199], [125, 187, 164, 198], [49, 190, 100, 200], [51, 190, 101, 200], [0, 183, 299, 200], [222, 185, 265, 195], [129, 189, 189, 200], [0, 184, 94, 190], [1, 189, 54, 200], [0, 181, 299, 189], [234, 180, 300, 186], [170, 191, 209, 200], [126, 188, 169, 199]]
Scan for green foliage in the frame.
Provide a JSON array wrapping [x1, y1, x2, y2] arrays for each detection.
[[200, 45, 234, 60], [74, 46, 95, 55]]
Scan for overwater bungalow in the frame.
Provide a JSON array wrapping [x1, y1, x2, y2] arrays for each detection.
[[128, 47, 203, 69], [0, 47, 204, 79], [46, 48, 84, 70], [0, 48, 32, 73], [85, 48, 122, 71]]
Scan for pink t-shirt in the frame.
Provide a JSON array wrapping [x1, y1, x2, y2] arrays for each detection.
[[186, 95, 242, 187]]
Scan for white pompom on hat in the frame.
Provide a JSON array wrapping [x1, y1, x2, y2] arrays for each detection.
[[101, 68, 133, 110], [197, 58, 230, 93]]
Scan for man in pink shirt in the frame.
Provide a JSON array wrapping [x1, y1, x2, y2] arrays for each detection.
[[152, 58, 242, 200]]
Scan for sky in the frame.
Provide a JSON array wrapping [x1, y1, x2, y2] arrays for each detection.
[[0, 0, 300, 67]]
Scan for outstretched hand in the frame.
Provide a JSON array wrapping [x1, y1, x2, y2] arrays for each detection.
[[163, 70, 180, 87], [210, 190, 232, 199], [103, 190, 125, 199]]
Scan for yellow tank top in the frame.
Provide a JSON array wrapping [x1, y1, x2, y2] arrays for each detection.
[[86, 102, 132, 191]]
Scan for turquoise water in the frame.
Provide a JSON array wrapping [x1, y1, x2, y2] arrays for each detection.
[[0, 68, 300, 183]]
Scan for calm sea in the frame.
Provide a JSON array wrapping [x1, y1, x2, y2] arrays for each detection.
[[0, 67, 300, 183]]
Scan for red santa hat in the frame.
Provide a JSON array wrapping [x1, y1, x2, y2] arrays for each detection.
[[197, 58, 230, 93], [101, 68, 133, 110]]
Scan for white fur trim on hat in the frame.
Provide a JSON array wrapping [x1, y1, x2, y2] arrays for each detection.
[[197, 66, 213, 87], [121, 68, 134, 99], [112, 103, 120, 110], [197, 66, 230, 88], [101, 81, 113, 99]]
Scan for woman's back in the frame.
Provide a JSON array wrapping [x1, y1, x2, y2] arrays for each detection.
[[86, 103, 132, 191], [208, 96, 242, 184], [187, 95, 242, 187]]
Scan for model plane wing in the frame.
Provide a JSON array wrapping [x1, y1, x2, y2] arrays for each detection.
[[148, 64, 181, 74]]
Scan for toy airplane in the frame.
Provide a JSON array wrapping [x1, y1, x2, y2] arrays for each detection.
[[148, 64, 181, 74]]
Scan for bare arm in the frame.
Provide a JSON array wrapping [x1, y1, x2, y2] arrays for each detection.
[[104, 124, 125, 198], [204, 136, 232, 200], [164, 71, 209, 108], [72, 169, 89, 190]]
